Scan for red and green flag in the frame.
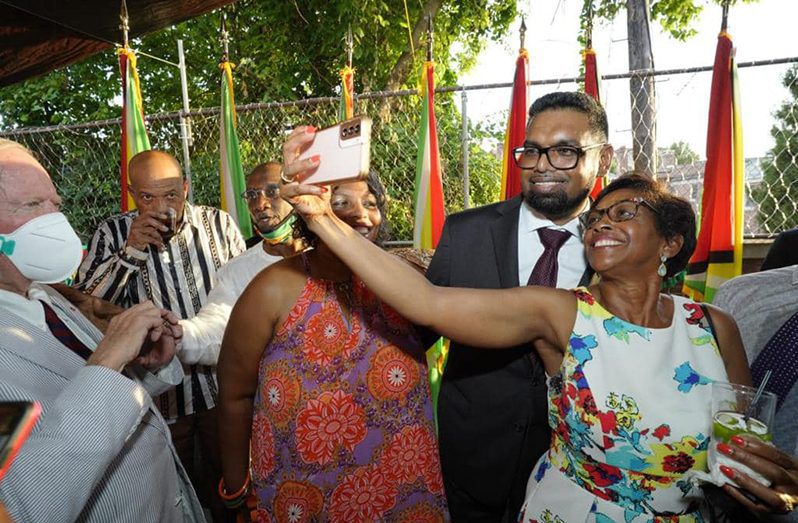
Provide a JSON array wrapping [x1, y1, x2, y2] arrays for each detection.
[[219, 61, 252, 238], [500, 49, 530, 201], [339, 66, 355, 121], [584, 46, 606, 200], [413, 61, 445, 249], [684, 31, 743, 302], [118, 48, 151, 212]]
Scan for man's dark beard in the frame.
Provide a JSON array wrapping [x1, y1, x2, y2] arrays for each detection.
[[523, 187, 590, 220]]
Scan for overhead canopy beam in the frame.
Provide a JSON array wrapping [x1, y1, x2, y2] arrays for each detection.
[[0, 0, 238, 87]]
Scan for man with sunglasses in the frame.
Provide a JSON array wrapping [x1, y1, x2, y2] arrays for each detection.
[[178, 161, 305, 366], [424, 91, 613, 522]]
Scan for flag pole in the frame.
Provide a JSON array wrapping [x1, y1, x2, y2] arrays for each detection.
[[426, 15, 433, 62], [346, 24, 353, 69], [119, 0, 129, 48], [220, 12, 229, 63]]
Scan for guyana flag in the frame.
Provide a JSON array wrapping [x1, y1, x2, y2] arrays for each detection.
[[413, 61, 445, 249], [339, 66, 354, 121], [683, 31, 743, 302], [414, 60, 448, 431], [219, 61, 252, 238], [118, 48, 151, 212], [500, 49, 529, 201], [584, 46, 606, 200]]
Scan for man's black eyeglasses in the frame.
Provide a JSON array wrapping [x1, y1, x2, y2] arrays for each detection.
[[578, 197, 659, 230], [512, 143, 606, 170], [241, 185, 280, 202]]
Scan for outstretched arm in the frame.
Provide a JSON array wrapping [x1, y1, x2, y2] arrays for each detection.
[[314, 206, 570, 348]]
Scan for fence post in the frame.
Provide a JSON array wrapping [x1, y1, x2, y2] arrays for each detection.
[[177, 39, 194, 203], [461, 89, 470, 209]]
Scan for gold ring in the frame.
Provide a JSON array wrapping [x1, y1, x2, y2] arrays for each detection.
[[280, 172, 296, 184], [778, 492, 798, 512]]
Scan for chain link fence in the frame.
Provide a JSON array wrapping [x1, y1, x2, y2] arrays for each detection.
[[2, 58, 797, 244]]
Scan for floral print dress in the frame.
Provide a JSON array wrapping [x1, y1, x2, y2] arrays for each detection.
[[519, 288, 728, 523], [250, 268, 449, 523]]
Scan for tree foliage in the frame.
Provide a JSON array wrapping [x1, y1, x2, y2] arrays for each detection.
[[752, 65, 798, 233], [0, 0, 515, 128], [579, 0, 759, 47], [666, 140, 699, 165]]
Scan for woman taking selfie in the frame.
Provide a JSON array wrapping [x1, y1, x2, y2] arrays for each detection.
[[281, 124, 798, 521]]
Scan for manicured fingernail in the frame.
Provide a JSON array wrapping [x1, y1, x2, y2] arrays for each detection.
[[319, 186, 328, 193], [717, 443, 733, 456], [731, 435, 746, 447], [306, 126, 317, 133], [719, 465, 735, 479], [310, 155, 321, 163]]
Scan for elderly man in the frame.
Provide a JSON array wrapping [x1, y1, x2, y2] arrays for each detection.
[[0, 139, 205, 522], [75, 150, 245, 521], [178, 161, 306, 365]]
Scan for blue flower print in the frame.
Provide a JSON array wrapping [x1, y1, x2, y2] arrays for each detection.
[[603, 317, 651, 343], [570, 334, 598, 366], [673, 361, 713, 393]]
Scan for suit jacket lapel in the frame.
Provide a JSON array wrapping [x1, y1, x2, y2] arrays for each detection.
[[490, 197, 522, 289], [0, 312, 84, 380]]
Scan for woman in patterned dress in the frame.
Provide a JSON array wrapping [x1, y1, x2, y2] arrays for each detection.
[[280, 147, 798, 521], [218, 173, 449, 523]]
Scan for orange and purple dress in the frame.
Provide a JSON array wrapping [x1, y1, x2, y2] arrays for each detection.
[[249, 270, 449, 523]]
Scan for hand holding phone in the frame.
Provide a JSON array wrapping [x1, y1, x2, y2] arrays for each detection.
[[296, 117, 372, 185], [0, 401, 41, 482]]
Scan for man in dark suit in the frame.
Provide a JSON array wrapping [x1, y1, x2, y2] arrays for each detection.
[[761, 227, 798, 271], [425, 91, 613, 522]]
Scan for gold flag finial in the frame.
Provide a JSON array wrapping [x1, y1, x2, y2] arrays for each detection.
[[520, 16, 527, 50]]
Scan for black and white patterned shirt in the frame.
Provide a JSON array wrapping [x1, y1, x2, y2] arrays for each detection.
[[74, 203, 245, 421]]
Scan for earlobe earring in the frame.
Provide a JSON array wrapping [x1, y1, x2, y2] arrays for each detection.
[[657, 255, 668, 277]]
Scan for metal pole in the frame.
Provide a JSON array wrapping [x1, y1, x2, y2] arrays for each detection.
[[461, 89, 470, 209], [177, 39, 194, 202]]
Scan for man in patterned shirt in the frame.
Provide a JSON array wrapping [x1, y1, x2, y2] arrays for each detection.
[[75, 150, 245, 522]]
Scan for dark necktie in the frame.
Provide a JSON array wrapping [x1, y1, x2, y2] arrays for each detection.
[[40, 301, 93, 360], [527, 228, 571, 287], [751, 310, 798, 411]]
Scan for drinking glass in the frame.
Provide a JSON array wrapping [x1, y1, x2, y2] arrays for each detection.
[[709, 381, 776, 485]]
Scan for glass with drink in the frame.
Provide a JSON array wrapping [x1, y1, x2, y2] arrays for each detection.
[[709, 381, 776, 485], [160, 207, 177, 241]]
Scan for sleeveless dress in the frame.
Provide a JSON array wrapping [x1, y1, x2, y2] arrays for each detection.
[[519, 288, 728, 523], [250, 261, 449, 523]]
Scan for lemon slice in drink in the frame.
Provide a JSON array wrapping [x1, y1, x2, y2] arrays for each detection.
[[713, 410, 772, 443]]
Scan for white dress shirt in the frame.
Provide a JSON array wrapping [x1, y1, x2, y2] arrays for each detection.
[[0, 284, 96, 349], [178, 243, 282, 366], [517, 199, 589, 288]]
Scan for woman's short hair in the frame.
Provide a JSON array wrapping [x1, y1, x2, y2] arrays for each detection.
[[592, 172, 697, 278]]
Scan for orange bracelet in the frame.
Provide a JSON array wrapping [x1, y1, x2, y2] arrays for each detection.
[[218, 473, 252, 508]]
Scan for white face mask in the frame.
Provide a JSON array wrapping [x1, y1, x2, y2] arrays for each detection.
[[0, 212, 83, 284]]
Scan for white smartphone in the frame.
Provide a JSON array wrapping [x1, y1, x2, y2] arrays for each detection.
[[297, 117, 372, 185]]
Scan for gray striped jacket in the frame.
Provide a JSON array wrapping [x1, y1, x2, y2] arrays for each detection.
[[0, 285, 206, 523]]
